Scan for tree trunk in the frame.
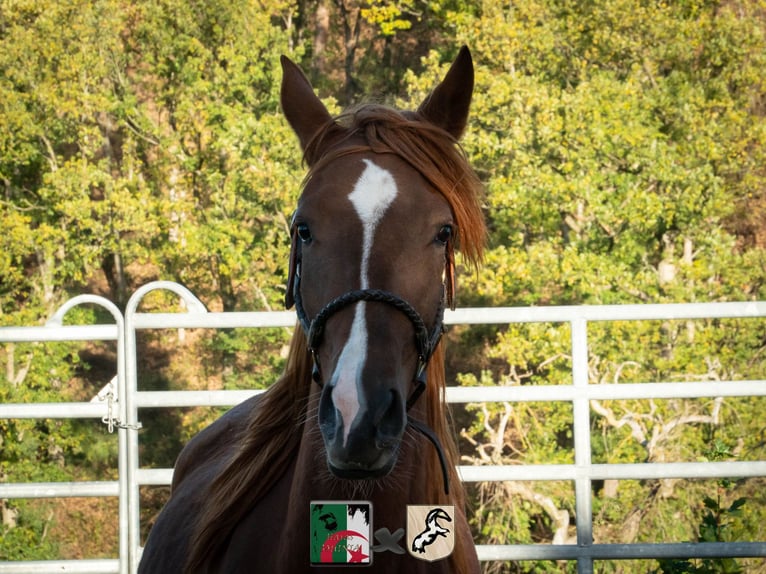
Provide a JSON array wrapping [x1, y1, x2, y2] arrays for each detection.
[[335, 0, 361, 104], [312, 1, 329, 78]]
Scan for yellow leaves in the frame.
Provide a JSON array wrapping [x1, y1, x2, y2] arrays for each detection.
[[0, 210, 33, 284], [0, 210, 33, 247], [360, 2, 412, 36]]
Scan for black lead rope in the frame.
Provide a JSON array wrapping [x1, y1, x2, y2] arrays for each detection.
[[293, 282, 451, 495], [407, 416, 451, 496]]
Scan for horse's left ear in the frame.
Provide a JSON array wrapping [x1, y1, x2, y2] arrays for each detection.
[[280, 55, 334, 153], [417, 46, 474, 140]]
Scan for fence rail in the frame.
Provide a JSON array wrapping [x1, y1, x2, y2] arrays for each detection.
[[1, 282, 765, 574]]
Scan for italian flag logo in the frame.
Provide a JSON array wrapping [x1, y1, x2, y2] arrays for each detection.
[[310, 501, 372, 565]]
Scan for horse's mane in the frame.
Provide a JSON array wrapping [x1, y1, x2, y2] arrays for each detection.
[[185, 327, 312, 573], [186, 104, 485, 573]]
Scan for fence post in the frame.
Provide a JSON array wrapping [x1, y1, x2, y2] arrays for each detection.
[[46, 295, 129, 574], [571, 317, 593, 574], [124, 282, 208, 574]]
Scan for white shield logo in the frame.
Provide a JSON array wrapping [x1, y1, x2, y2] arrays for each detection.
[[406, 505, 455, 562]]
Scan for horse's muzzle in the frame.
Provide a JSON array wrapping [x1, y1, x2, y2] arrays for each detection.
[[318, 384, 406, 479]]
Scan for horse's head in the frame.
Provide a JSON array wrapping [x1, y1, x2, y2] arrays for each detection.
[[280, 48, 482, 481]]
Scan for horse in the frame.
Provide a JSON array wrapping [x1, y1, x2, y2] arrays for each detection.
[[138, 46, 485, 574]]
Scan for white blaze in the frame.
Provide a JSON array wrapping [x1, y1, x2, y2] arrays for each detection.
[[333, 160, 398, 446]]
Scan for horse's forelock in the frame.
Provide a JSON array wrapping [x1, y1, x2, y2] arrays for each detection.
[[303, 104, 486, 268]]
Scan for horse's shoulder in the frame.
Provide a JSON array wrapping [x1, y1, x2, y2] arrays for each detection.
[[171, 393, 263, 491], [141, 396, 264, 574]]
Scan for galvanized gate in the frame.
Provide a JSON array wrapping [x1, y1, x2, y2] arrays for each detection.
[[1, 281, 765, 573]]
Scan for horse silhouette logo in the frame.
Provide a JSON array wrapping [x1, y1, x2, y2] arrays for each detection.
[[406, 505, 455, 561]]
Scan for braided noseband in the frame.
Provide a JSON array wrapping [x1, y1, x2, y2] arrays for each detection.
[[299, 288, 445, 409], [293, 277, 451, 494]]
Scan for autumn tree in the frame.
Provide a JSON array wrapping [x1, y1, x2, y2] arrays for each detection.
[[398, 2, 766, 571]]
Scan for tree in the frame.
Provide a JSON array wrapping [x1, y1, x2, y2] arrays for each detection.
[[398, 2, 766, 571]]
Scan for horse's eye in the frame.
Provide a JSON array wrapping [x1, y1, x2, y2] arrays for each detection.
[[295, 223, 312, 244], [435, 225, 453, 245]]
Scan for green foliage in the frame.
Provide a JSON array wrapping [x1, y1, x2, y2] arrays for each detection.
[[124, 0, 301, 311], [0, 499, 59, 560], [444, 0, 766, 309], [408, 1, 766, 569], [1, 0, 765, 567], [654, 441, 749, 574], [205, 327, 291, 391], [0, 334, 118, 558]]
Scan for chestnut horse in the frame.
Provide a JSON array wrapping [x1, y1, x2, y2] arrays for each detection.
[[139, 47, 485, 574]]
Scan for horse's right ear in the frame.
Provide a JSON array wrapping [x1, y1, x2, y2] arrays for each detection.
[[280, 56, 334, 153], [417, 46, 474, 140]]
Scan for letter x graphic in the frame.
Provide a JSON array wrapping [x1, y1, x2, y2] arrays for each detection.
[[372, 528, 405, 554]]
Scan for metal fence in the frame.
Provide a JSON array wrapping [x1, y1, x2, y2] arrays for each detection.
[[1, 281, 765, 574]]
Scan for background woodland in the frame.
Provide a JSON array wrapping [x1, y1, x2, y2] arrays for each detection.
[[1, 0, 766, 572]]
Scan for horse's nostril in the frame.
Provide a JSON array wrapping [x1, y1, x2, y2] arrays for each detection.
[[375, 389, 405, 445], [371, 389, 393, 426], [318, 384, 338, 439]]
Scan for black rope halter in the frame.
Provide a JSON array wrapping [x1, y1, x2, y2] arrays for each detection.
[[293, 278, 452, 495]]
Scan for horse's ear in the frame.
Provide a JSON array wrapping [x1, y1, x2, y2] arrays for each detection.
[[285, 227, 300, 309], [417, 46, 474, 140], [280, 55, 334, 152]]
